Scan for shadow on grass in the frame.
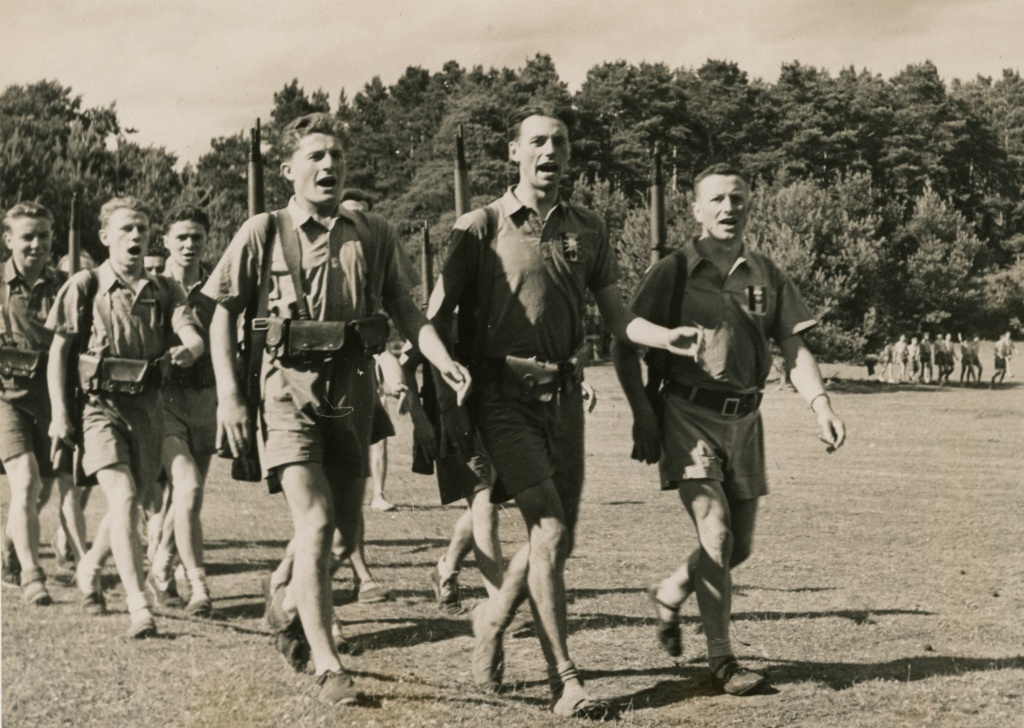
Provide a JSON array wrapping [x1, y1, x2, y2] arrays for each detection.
[[768, 654, 1024, 690], [344, 615, 471, 651], [204, 559, 280, 577], [201, 539, 290, 551], [732, 608, 933, 624], [823, 378, 1022, 396]]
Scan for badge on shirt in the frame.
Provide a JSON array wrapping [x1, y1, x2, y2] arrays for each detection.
[[562, 233, 581, 263], [746, 286, 767, 314]]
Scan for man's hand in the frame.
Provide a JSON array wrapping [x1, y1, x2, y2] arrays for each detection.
[[48, 411, 74, 465], [630, 406, 662, 464], [168, 344, 196, 368], [216, 393, 251, 459], [664, 325, 704, 359], [438, 361, 472, 406], [813, 397, 846, 452], [581, 382, 598, 413]]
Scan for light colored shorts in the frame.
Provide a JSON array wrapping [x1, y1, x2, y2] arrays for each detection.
[[163, 384, 218, 457], [81, 390, 164, 493], [659, 392, 767, 501]]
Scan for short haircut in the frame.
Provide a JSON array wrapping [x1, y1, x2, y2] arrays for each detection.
[[693, 163, 751, 194], [164, 205, 210, 233], [3, 202, 54, 233], [57, 250, 97, 272], [508, 103, 578, 142], [279, 113, 350, 158], [99, 196, 150, 229], [340, 188, 374, 211]]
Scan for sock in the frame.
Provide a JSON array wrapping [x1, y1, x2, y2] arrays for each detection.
[[151, 549, 173, 587], [76, 551, 101, 594], [707, 637, 735, 674], [186, 568, 209, 600], [126, 591, 153, 623]]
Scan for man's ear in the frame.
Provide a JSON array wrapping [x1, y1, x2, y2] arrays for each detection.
[[508, 139, 520, 164], [280, 159, 294, 183], [99, 228, 110, 248]]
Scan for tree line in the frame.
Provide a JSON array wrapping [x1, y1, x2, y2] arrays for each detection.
[[2, 54, 1023, 359]]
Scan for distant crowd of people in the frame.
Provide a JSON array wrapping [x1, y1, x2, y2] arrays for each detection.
[[867, 332, 1016, 388]]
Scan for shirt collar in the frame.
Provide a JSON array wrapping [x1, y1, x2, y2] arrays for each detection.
[[684, 237, 749, 277], [96, 260, 154, 294], [499, 186, 561, 222], [287, 197, 338, 232], [3, 259, 59, 286]]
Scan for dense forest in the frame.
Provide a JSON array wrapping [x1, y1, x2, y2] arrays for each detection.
[[3, 54, 1023, 358]]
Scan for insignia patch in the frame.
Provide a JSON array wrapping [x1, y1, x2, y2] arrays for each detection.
[[746, 285, 767, 314], [562, 233, 580, 262]]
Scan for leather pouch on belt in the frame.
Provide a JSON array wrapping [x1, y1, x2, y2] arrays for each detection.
[[78, 353, 102, 392], [501, 355, 561, 402], [101, 357, 152, 395], [349, 315, 389, 356], [0, 346, 45, 380], [285, 321, 346, 358]]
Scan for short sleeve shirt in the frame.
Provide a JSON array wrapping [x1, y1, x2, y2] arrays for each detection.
[[166, 264, 216, 373], [1, 261, 66, 401], [201, 198, 414, 412], [630, 241, 816, 393], [45, 261, 197, 359], [437, 188, 620, 362]]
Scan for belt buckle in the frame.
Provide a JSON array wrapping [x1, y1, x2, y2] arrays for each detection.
[[251, 318, 269, 331], [721, 397, 740, 417]]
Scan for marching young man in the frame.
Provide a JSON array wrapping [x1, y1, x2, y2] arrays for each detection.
[[204, 113, 470, 704], [613, 164, 846, 695]]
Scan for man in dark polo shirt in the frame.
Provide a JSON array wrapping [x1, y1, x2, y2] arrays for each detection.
[[428, 103, 702, 719], [613, 163, 846, 696]]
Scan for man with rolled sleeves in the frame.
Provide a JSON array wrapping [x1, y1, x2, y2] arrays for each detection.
[[428, 104, 701, 719], [613, 163, 846, 696], [146, 206, 218, 617], [48, 196, 205, 639], [204, 113, 470, 704]]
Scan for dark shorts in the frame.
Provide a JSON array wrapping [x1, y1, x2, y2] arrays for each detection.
[[81, 390, 164, 492], [260, 355, 376, 481], [475, 378, 584, 504], [0, 392, 59, 476], [163, 384, 218, 458], [436, 433, 495, 505], [370, 396, 395, 445], [659, 392, 767, 501], [995, 356, 1006, 371]]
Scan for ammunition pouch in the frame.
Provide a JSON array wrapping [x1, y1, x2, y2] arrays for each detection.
[[166, 358, 216, 389], [78, 353, 160, 396], [499, 342, 589, 402], [254, 314, 389, 364], [0, 346, 46, 382]]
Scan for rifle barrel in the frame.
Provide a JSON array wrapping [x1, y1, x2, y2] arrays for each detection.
[[420, 222, 433, 309], [247, 119, 265, 217], [649, 149, 666, 265], [454, 124, 470, 217], [68, 193, 80, 275]]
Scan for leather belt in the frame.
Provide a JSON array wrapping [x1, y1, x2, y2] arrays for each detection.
[[665, 381, 762, 417]]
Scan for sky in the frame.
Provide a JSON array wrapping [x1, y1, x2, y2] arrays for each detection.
[[2, 0, 1021, 166]]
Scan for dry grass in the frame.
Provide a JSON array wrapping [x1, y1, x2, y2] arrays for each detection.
[[3, 360, 1022, 727]]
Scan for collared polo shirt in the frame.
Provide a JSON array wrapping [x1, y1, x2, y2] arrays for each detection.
[[630, 240, 816, 393], [1, 260, 65, 351], [46, 260, 196, 359], [438, 187, 620, 362]]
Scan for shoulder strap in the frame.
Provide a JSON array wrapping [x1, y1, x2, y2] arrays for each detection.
[[337, 207, 382, 316], [0, 278, 10, 341], [80, 270, 99, 353], [276, 212, 310, 320], [472, 204, 500, 361]]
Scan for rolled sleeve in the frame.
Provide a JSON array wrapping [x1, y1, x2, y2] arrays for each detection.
[[773, 273, 817, 340], [586, 219, 621, 293], [44, 270, 92, 338], [201, 214, 266, 315]]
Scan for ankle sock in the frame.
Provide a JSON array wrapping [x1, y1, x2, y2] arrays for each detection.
[[186, 568, 209, 600], [707, 638, 735, 675], [126, 591, 153, 621]]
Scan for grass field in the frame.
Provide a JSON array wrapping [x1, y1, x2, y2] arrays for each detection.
[[3, 359, 1022, 727]]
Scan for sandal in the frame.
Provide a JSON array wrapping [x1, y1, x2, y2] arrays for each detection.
[[647, 586, 683, 657], [711, 659, 769, 695]]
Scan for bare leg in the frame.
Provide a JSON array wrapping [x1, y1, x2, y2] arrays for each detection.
[[369, 440, 394, 511], [55, 473, 88, 562], [4, 452, 45, 585], [164, 438, 212, 602], [278, 463, 342, 676]]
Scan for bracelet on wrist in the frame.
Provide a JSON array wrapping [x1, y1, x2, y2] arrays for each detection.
[[809, 392, 830, 411]]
